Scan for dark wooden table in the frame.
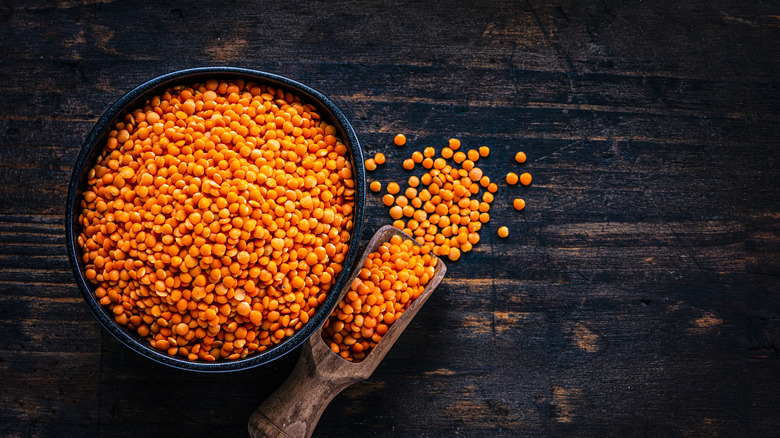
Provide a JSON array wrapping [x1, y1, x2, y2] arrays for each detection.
[[2, 1, 778, 436]]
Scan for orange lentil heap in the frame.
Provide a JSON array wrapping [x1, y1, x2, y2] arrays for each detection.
[[321, 234, 437, 362], [77, 79, 356, 361], [381, 140, 494, 261], [373, 138, 534, 256]]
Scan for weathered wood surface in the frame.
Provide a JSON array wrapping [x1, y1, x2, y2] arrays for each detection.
[[1, 0, 778, 436]]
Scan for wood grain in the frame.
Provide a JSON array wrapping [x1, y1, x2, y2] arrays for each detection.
[[0, 0, 778, 436]]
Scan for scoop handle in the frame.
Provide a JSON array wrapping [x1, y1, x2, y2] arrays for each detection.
[[248, 334, 369, 438]]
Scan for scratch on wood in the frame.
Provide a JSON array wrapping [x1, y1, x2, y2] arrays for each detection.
[[444, 398, 521, 427], [343, 380, 386, 399], [480, 17, 545, 50], [0, 115, 97, 122], [570, 322, 601, 353], [523, 0, 577, 101], [459, 315, 493, 335], [92, 25, 119, 55], [307, 125, 766, 145], [551, 386, 581, 423], [690, 312, 723, 333], [761, 14, 780, 28], [64, 29, 86, 48], [8, 0, 118, 9], [684, 417, 721, 436], [721, 14, 759, 27], [0, 296, 83, 304], [720, 13, 780, 28], [59, 0, 116, 7], [493, 312, 533, 334], [424, 368, 457, 376], [533, 138, 585, 162], [204, 37, 249, 62], [701, 417, 719, 432]]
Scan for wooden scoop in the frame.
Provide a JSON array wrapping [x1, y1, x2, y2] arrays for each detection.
[[248, 225, 447, 438]]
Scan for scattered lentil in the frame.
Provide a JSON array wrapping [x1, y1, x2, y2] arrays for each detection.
[[372, 137, 533, 260], [389, 206, 403, 219]]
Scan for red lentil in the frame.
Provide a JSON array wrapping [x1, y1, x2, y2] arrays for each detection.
[[321, 234, 437, 362], [78, 79, 356, 361]]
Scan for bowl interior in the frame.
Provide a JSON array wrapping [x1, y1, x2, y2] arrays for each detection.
[[66, 67, 366, 372]]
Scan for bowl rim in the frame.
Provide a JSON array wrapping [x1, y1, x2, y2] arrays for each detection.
[[65, 67, 366, 372]]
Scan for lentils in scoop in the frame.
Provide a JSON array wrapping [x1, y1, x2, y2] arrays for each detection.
[[77, 79, 355, 361], [321, 234, 437, 362]]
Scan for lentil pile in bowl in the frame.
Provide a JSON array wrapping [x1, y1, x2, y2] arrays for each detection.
[[67, 68, 365, 371]]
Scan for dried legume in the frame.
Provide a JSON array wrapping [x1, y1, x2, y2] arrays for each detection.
[[321, 234, 437, 362], [78, 79, 355, 361]]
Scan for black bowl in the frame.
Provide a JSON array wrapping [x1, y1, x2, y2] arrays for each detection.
[[66, 67, 366, 372]]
